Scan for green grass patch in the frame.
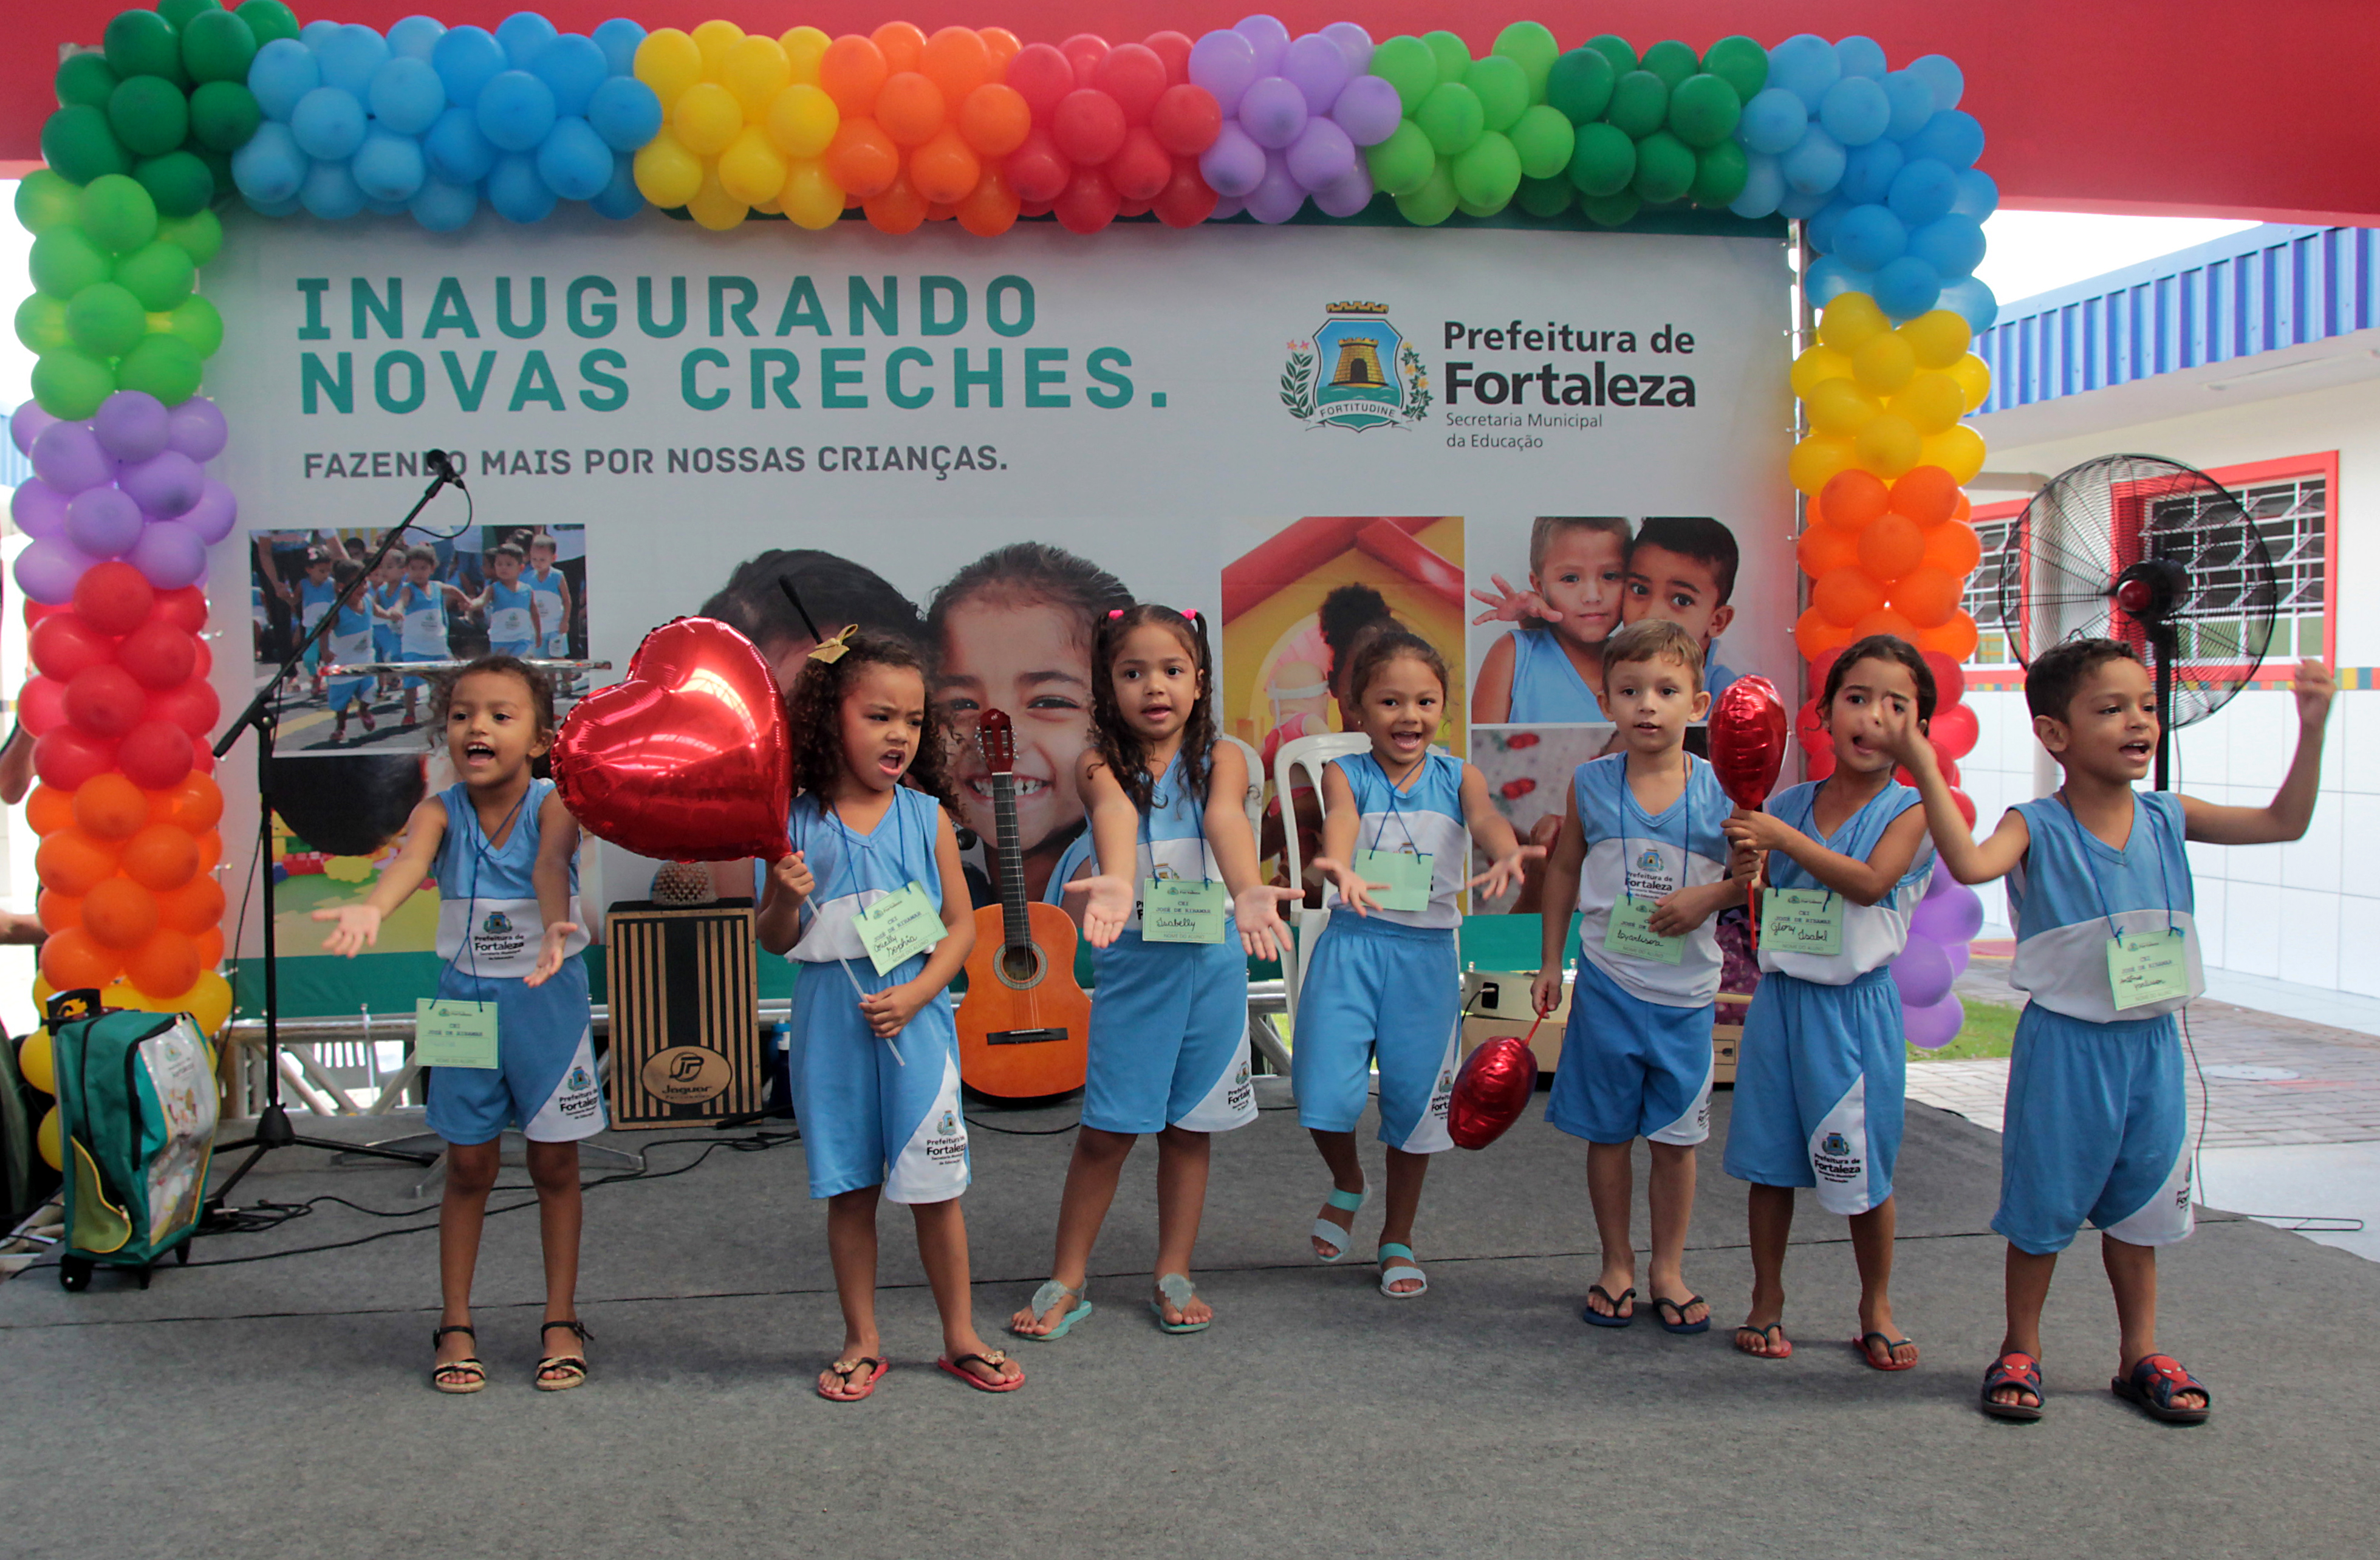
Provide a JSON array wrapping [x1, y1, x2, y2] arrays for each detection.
[[1909, 998, 2020, 1061]]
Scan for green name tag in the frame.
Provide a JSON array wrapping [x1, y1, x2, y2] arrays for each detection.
[[415, 999, 499, 1069], [1355, 848, 1434, 913], [2107, 929, 2190, 1010], [1604, 896, 1686, 964], [1760, 887, 1844, 956], [855, 881, 945, 975], [1143, 877, 1226, 943]]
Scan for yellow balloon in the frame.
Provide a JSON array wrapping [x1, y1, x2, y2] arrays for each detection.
[[1816, 291, 1890, 353], [32, 973, 54, 1004], [672, 81, 745, 156], [1805, 377, 1880, 437], [1948, 351, 1992, 411], [686, 166, 750, 231], [633, 129, 705, 208], [691, 19, 747, 78], [1852, 330, 1917, 395], [1789, 434, 1858, 496], [1790, 341, 1853, 399], [182, 970, 233, 1036], [37, 1106, 62, 1171], [722, 35, 791, 115], [1900, 307, 1973, 370], [718, 125, 789, 206], [634, 28, 704, 103], [766, 83, 839, 159], [1889, 371, 1966, 436], [781, 26, 831, 85], [780, 158, 846, 230], [18, 1028, 54, 1095], [1855, 412, 1923, 477], [1920, 423, 1988, 485]]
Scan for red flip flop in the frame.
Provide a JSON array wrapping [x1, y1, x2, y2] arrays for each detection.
[[817, 1356, 889, 1403], [937, 1350, 1025, 1393], [1855, 1332, 1919, 1371]]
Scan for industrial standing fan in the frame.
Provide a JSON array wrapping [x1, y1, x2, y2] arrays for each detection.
[[1995, 454, 2279, 789]]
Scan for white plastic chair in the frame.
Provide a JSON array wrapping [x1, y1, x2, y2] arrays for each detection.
[[1272, 731, 1371, 1002], [1216, 733, 1265, 836]]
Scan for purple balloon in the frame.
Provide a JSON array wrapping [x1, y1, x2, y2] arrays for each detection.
[[181, 477, 239, 544], [1198, 122, 1267, 197], [13, 536, 103, 604], [129, 519, 210, 590], [1207, 193, 1246, 220], [1234, 13, 1290, 75], [1890, 934, 1955, 1009], [10, 479, 70, 541], [10, 398, 60, 457], [1311, 160, 1375, 217], [1245, 150, 1308, 223], [1330, 73, 1403, 146], [1944, 936, 1972, 977], [1903, 991, 1966, 1050], [64, 485, 145, 558], [1186, 29, 1258, 114], [1238, 75, 1308, 148], [1281, 33, 1353, 112], [30, 421, 114, 494], [1321, 21, 1374, 72], [1923, 861, 1957, 898], [118, 450, 205, 518], [92, 391, 171, 462], [1910, 879, 1985, 944], [1285, 115, 1356, 191], [165, 396, 230, 462]]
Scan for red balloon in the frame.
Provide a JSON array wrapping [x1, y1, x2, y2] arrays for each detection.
[[1094, 43, 1168, 124], [33, 728, 118, 792], [1794, 696, 1830, 754], [1116, 197, 1153, 219], [1149, 83, 1223, 155], [148, 677, 221, 737], [72, 561, 155, 636], [117, 720, 196, 789], [19, 675, 68, 736], [1930, 699, 1979, 761], [1105, 126, 1172, 202], [1005, 43, 1075, 121], [189, 736, 214, 775], [1805, 745, 1836, 781], [1058, 32, 1109, 87], [30, 613, 117, 682], [1921, 651, 1965, 707], [116, 621, 200, 689], [1143, 30, 1194, 84], [64, 665, 146, 739], [1449, 1036, 1539, 1149], [154, 585, 208, 633], [1050, 88, 1126, 165], [1949, 785, 1978, 830], [1708, 675, 1790, 810], [1152, 155, 1219, 227], [1004, 128, 1070, 203], [1052, 164, 1122, 233], [552, 617, 792, 862], [1017, 198, 1055, 218]]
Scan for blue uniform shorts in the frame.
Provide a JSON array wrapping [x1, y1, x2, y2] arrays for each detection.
[[1722, 968, 1904, 1214], [1545, 956, 1714, 1146], [790, 958, 969, 1203], [1994, 1004, 2192, 1254], [1084, 931, 1256, 1135], [423, 959, 605, 1145], [1290, 912, 1457, 1152]]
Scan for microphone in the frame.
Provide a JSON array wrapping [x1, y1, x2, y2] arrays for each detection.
[[424, 447, 466, 488]]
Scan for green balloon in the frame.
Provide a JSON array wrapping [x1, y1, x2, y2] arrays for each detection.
[[15, 293, 72, 356], [1415, 81, 1486, 156], [157, 207, 225, 267], [1640, 41, 1699, 91], [66, 281, 150, 358], [135, 151, 215, 218], [182, 9, 258, 84], [29, 227, 112, 298], [109, 74, 190, 157], [117, 334, 203, 405], [166, 293, 224, 358], [1369, 36, 1440, 112], [1545, 49, 1615, 126], [32, 349, 118, 421], [1584, 34, 1637, 78], [1454, 191, 1502, 220], [1631, 129, 1696, 205], [55, 51, 120, 109], [1508, 104, 1576, 180], [195, 147, 236, 197], [1422, 32, 1471, 86], [1581, 190, 1641, 229], [236, 0, 300, 47], [159, 0, 222, 29], [189, 80, 261, 152], [115, 240, 197, 312], [104, 10, 185, 87], [1393, 157, 1460, 227], [15, 169, 83, 233], [1491, 22, 1559, 101], [1690, 140, 1749, 207], [1605, 71, 1668, 140], [41, 105, 131, 184], [1451, 131, 1522, 211], [1667, 74, 1742, 149], [1466, 55, 1530, 134], [1701, 36, 1769, 101], [1514, 174, 1575, 219], [80, 174, 160, 255], [1565, 122, 1636, 197], [1364, 120, 1437, 197]]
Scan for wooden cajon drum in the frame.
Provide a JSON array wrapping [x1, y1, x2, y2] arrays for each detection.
[[1461, 967, 1747, 1085], [605, 900, 762, 1129]]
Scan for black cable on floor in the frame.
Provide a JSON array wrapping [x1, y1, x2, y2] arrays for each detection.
[[2180, 1006, 2365, 1234]]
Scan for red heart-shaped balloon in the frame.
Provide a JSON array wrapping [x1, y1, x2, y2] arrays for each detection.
[[1449, 1036, 1540, 1150], [1709, 675, 1790, 812], [552, 617, 790, 862]]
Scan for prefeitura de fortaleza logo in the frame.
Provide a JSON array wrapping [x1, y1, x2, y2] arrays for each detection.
[[1281, 302, 1431, 430]]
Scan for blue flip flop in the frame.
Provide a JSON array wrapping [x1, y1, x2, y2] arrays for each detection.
[[1150, 1273, 1210, 1333], [1581, 1284, 1636, 1329], [1652, 1294, 1712, 1335], [1013, 1279, 1092, 1341]]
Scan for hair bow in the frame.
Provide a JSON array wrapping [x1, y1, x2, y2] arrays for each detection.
[[809, 623, 859, 664]]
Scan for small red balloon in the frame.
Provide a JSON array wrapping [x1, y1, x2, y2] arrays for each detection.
[[64, 665, 146, 739], [1143, 30, 1194, 84], [1005, 43, 1075, 121], [1449, 1036, 1539, 1149], [1922, 651, 1965, 707], [148, 677, 221, 737], [30, 613, 117, 682], [1052, 163, 1122, 233], [1105, 126, 1172, 202], [1151, 155, 1218, 227], [34, 728, 118, 792], [1058, 32, 1109, 87], [1094, 43, 1168, 124], [1050, 89, 1126, 165], [1004, 128, 1071, 203], [73, 561, 156, 636], [1949, 785, 1978, 830], [1930, 699, 1979, 760], [1149, 83, 1223, 155], [1794, 696, 1830, 754], [154, 584, 208, 633], [19, 675, 69, 736], [117, 621, 200, 689], [1708, 676, 1790, 810], [118, 720, 196, 789]]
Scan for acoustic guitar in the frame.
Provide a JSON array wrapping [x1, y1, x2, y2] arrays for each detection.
[[954, 710, 1090, 1100]]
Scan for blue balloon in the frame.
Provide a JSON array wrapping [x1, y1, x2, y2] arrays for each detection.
[[1766, 33, 1840, 111], [1817, 75, 1890, 147], [1906, 109, 1984, 170], [487, 151, 558, 222], [369, 57, 446, 136], [1841, 138, 1903, 205], [410, 176, 480, 232], [353, 128, 428, 202], [1776, 184, 1830, 220], [250, 38, 321, 122], [1952, 167, 1999, 222], [388, 15, 447, 63], [1805, 255, 1872, 306], [1833, 35, 1888, 81], [300, 19, 341, 50], [1728, 150, 1782, 218], [1905, 54, 1964, 113], [1937, 275, 1997, 333], [1886, 157, 1958, 226], [364, 194, 412, 216], [535, 116, 611, 200], [245, 191, 304, 218], [587, 76, 663, 152], [290, 86, 369, 161], [496, 12, 559, 70], [319, 24, 391, 95], [425, 105, 497, 184], [433, 26, 508, 109], [1780, 126, 1845, 195], [1833, 202, 1909, 272], [230, 121, 308, 204], [590, 151, 643, 219], [477, 70, 557, 153], [1873, 254, 1943, 320], [1805, 196, 1853, 254], [592, 18, 647, 77], [530, 35, 609, 118], [1881, 71, 1935, 142], [298, 157, 366, 221], [1909, 213, 1986, 279], [1738, 87, 1808, 157]]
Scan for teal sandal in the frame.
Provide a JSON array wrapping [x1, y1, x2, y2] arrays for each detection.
[[1378, 1243, 1429, 1298], [1013, 1278, 1093, 1341], [1311, 1186, 1366, 1262], [1150, 1273, 1211, 1333]]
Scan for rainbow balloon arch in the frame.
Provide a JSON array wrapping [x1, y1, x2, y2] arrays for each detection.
[[7, 5, 2000, 1126]]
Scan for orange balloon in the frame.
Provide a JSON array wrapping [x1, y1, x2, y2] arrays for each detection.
[[921, 26, 994, 98], [26, 783, 74, 836], [1890, 465, 1961, 527], [957, 83, 1031, 156], [863, 172, 929, 234], [119, 824, 199, 893], [1923, 519, 1982, 577], [1852, 607, 1920, 643], [72, 772, 150, 840], [125, 928, 200, 1001], [81, 876, 160, 949], [195, 927, 225, 969], [1952, 493, 1971, 522], [908, 128, 980, 204], [1856, 511, 1927, 583], [195, 830, 221, 874], [818, 35, 888, 115], [1812, 566, 1887, 628], [823, 117, 900, 197], [151, 774, 224, 833], [1819, 469, 1890, 532], [954, 165, 1022, 236], [39, 891, 82, 933], [1794, 608, 1856, 662], [982, 27, 1021, 67], [41, 926, 120, 991], [1797, 524, 1859, 579], [870, 21, 926, 73], [875, 71, 946, 145], [36, 827, 120, 896], [1919, 611, 1980, 662], [1889, 566, 1965, 629], [154, 874, 225, 936]]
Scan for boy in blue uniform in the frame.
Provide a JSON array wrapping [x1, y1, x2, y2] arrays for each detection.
[[1888, 639, 2332, 1423], [1533, 619, 1752, 1333], [1622, 516, 1742, 702]]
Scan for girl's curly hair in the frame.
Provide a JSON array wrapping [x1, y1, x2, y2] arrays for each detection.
[[783, 631, 960, 818], [428, 654, 558, 778], [1089, 604, 1216, 815]]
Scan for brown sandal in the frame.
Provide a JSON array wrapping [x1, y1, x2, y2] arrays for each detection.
[[535, 1319, 592, 1392], [431, 1324, 485, 1394]]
